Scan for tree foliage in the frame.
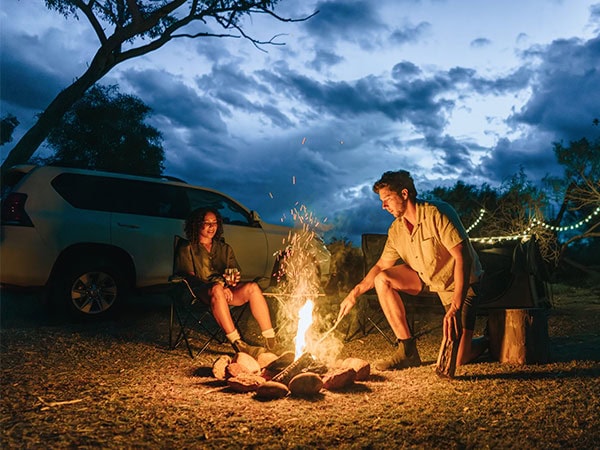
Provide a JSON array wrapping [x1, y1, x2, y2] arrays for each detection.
[[543, 137, 600, 276], [1, 1, 316, 175], [0, 115, 19, 146], [42, 84, 164, 176], [425, 181, 498, 233]]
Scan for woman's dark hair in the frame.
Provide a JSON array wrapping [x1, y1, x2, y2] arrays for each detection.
[[373, 170, 418, 201], [184, 207, 224, 244]]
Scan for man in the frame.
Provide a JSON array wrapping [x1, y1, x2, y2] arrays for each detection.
[[338, 170, 487, 370]]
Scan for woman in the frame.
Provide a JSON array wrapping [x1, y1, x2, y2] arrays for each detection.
[[175, 207, 277, 358]]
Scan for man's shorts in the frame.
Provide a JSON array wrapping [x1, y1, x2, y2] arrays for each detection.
[[420, 283, 479, 331]]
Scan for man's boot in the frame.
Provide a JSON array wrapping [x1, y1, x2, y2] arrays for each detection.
[[231, 339, 266, 359], [374, 337, 421, 371]]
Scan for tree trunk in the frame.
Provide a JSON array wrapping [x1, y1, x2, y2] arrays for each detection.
[[1, 72, 105, 176], [0, 44, 119, 176], [487, 308, 549, 364]]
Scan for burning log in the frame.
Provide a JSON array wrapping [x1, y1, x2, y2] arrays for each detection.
[[271, 352, 316, 386]]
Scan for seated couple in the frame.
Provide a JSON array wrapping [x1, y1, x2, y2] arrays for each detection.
[[174, 207, 277, 359]]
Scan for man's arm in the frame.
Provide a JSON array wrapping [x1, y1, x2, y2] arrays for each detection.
[[337, 256, 397, 319], [443, 241, 473, 338]]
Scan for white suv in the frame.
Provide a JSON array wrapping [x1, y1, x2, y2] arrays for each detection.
[[1, 165, 330, 317]]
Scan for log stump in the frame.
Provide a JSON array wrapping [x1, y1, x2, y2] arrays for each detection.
[[487, 308, 549, 364]]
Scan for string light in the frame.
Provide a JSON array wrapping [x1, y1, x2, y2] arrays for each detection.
[[467, 206, 599, 238], [465, 208, 486, 233], [525, 205, 600, 233], [470, 235, 531, 244]]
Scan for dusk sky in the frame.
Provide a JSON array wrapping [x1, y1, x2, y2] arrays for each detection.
[[1, 1, 599, 244]]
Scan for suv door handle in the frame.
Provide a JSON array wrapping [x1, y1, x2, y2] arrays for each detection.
[[116, 222, 140, 229]]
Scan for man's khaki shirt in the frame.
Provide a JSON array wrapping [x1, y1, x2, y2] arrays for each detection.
[[381, 200, 482, 305]]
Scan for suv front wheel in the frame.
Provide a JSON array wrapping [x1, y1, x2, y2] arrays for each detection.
[[50, 258, 128, 318]]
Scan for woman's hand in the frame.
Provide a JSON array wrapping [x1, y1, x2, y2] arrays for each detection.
[[223, 287, 234, 304], [224, 268, 240, 287]]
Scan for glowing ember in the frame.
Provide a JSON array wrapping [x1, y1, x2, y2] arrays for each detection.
[[295, 299, 314, 359]]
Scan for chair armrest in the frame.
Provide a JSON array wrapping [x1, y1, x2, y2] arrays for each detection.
[[169, 276, 197, 302]]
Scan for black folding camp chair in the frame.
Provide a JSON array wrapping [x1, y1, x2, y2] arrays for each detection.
[[168, 236, 248, 358], [343, 234, 396, 345]]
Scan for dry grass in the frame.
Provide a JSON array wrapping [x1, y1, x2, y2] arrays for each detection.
[[1, 286, 599, 449]]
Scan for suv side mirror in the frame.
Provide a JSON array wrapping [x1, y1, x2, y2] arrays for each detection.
[[250, 210, 262, 227]]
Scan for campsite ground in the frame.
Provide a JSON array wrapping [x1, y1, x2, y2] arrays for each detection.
[[1, 284, 599, 449]]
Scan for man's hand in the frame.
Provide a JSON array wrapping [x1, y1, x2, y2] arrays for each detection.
[[443, 305, 461, 340], [337, 294, 356, 321]]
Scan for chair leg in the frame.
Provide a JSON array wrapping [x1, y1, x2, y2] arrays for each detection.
[[170, 300, 195, 358]]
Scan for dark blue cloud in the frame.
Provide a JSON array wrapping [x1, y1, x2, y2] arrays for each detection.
[[391, 61, 422, 79], [510, 36, 600, 141], [470, 37, 492, 48], [309, 49, 345, 71], [0, 32, 73, 110], [303, 0, 384, 47], [390, 22, 432, 45]]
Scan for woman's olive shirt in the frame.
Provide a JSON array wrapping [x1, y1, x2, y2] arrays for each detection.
[[174, 238, 241, 286]]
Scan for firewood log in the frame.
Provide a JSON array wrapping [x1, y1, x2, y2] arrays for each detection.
[[322, 368, 356, 390], [227, 373, 266, 393], [288, 372, 323, 397], [487, 308, 549, 364], [255, 381, 290, 399], [436, 321, 462, 379]]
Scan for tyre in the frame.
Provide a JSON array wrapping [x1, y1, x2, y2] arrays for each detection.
[[51, 260, 127, 318]]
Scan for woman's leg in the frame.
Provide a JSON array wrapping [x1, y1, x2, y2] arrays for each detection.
[[231, 282, 273, 332]]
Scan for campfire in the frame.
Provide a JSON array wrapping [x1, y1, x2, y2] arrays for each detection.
[[210, 207, 371, 399], [211, 296, 370, 399]]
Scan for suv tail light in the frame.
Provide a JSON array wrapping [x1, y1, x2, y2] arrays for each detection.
[[1, 193, 34, 226]]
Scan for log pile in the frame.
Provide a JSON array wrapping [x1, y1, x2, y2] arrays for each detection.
[[212, 350, 371, 399]]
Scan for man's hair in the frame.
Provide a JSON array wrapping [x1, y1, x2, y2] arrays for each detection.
[[184, 207, 224, 244], [373, 170, 418, 201]]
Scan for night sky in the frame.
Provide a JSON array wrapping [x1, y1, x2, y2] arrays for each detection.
[[1, 0, 599, 244]]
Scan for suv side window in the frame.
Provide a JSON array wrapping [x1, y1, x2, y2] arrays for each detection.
[[52, 173, 190, 219], [186, 188, 252, 226]]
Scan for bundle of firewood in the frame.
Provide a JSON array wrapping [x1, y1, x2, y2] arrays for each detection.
[[211, 351, 371, 399]]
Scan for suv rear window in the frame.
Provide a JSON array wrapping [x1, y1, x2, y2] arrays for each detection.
[[52, 173, 190, 219]]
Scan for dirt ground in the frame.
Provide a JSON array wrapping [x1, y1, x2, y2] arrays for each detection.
[[1, 285, 599, 449]]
